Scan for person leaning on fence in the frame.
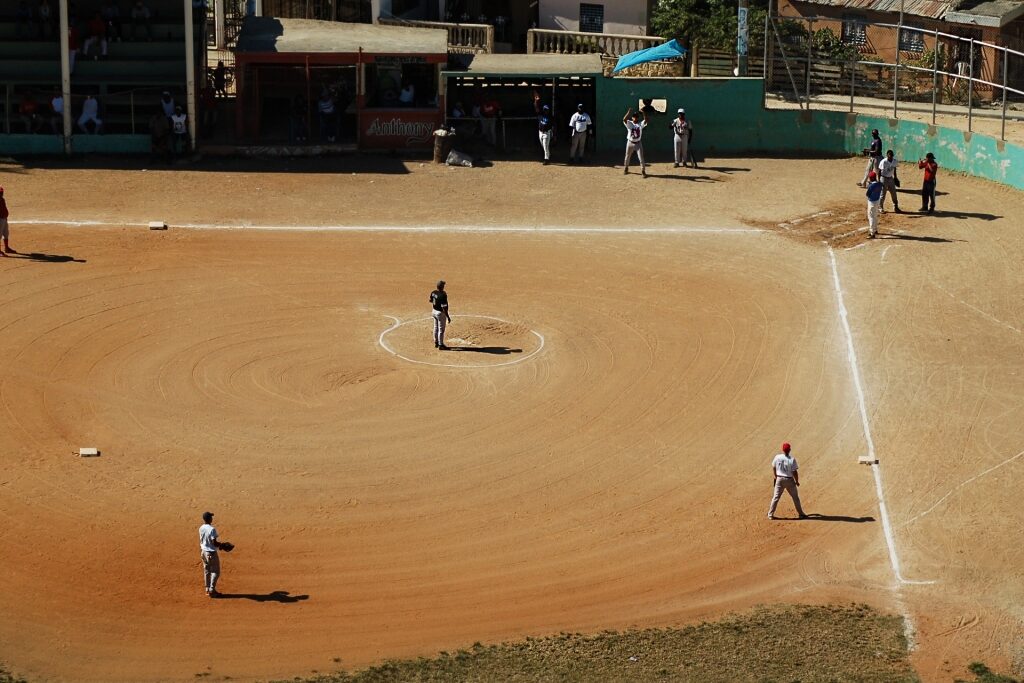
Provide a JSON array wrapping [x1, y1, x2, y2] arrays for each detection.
[[859, 129, 883, 187]]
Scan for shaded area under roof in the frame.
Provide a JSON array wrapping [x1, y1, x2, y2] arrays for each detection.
[[789, 0, 951, 20], [945, 0, 1024, 25], [443, 53, 604, 77], [235, 16, 448, 54]]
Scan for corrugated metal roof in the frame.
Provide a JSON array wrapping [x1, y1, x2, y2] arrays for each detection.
[[796, 0, 951, 19]]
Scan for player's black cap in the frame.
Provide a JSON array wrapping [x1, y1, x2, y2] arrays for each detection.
[[202, 511, 214, 522], [437, 280, 445, 287]]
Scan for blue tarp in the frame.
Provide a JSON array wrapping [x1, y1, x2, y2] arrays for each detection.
[[611, 39, 688, 74]]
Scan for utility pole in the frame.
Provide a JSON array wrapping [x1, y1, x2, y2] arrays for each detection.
[[737, 0, 749, 76]]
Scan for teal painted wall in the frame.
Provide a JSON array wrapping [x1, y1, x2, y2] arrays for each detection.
[[0, 134, 150, 155], [595, 76, 1024, 189], [0, 135, 63, 155]]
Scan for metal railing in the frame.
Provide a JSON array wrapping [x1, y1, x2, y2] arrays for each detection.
[[527, 29, 663, 57], [764, 15, 1024, 140], [377, 17, 494, 54]]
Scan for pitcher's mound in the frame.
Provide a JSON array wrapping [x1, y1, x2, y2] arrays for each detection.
[[380, 314, 544, 368]]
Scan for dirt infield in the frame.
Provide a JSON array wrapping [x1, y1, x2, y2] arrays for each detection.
[[0, 155, 1022, 682]]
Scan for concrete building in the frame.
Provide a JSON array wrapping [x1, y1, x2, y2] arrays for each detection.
[[539, 0, 654, 35]]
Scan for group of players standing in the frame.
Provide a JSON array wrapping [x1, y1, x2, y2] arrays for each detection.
[[859, 128, 940, 238]]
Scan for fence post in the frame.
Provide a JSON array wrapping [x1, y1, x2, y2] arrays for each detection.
[[932, 29, 939, 125], [4, 84, 9, 135], [968, 37, 974, 132], [1002, 43, 1008, 141], [806, 19, 813, 108], [850, 58, 855, 112], [130, 91, 135, 134], [763, 13, 770, 110]]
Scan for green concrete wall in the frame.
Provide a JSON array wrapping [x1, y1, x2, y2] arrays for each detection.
[[596, 76, 1024, 190], [0, 135, 64, 155], [0, 134, 150, 155]]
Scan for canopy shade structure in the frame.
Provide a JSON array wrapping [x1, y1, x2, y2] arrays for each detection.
[[611, 39, 688, 74]]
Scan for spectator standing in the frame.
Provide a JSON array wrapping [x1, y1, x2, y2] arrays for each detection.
[[859, 128, 883, 187], [533, 92, 553, 165], [398, 81, 415, 107], [171, 105, 188, 154], [669, 108, 692, 169], [77, 93, 103, 134], [101, 0, 122, 41], [622, 107, 648, 177], [50, 91, 64, 134], [200, 86, 217, 136], [877, 149, 901, 213], [18, 94, 42, 134], [213, 60, 227, 98], [68, 25, 80, 74], [149, 109, 171, 162], [918, 152, 938, 213], [0, 187, 11, 257], [318, 89, 337, 143], [160, 91, 175, 119], [83, 13, 109, 60], [130, 0, 153, 41], [480, 93, 500, 147], [568, 103, 591, 164], [865, 171, 883, 238], [289, 96, 308, 143]]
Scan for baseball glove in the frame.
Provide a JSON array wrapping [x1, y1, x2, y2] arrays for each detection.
[[220, 542, 235, 552]]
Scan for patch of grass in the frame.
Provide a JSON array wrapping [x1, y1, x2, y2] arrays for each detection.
[[955, 662, 1022, 683], [284, 603, 920, 683]]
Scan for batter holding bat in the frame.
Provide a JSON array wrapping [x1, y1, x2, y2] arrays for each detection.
[[430, 280, 451, 350], [198, 511, 234, 598]]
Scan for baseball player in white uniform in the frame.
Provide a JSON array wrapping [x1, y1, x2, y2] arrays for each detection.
[[199, 511, 223, 597], [767, 442, 807, 519], [622, 108, 648, 177], [568, 103, 592, 164], [670, 108, 692, 169]]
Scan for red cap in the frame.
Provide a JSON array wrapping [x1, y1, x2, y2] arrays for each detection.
[[868, 171, 877, 179], [781, 442, 791, 453]]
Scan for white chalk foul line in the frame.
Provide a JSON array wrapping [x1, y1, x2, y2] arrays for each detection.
[[378, 314, 545, 369], [13, 219, 764, 235], [827, 246, 935, 587]]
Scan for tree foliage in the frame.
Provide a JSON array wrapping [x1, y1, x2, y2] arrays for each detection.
[[651, 0, 770, 51]]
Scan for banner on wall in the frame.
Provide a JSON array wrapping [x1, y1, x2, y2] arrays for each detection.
[[360, 110, 442, 149]]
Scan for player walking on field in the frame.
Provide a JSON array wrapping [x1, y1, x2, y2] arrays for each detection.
[[430, 280, 451, 350], [0, 187, 12, 256], [767, 442, 807, 520], [622, 108, 648, 177], [198, 511, 234, 598]]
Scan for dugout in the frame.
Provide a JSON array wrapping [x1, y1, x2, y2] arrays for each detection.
[[442, 54, 602, 154], [234, 17, 447, 149]]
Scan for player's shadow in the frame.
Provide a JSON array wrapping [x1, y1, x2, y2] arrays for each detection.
[[921, 209, 1000, 221], [800, 513, 875, 523], [876, 233, 962, 243], [7, 251, 86, 263], [699, 165, 751, 174], [448, 346, 522, 354], [214, 590, 309, 603], [646, 173, 719, 182]]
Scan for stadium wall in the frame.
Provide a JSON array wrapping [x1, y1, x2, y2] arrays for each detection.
[[596, 76, 1024, 190], [0, 135, 151, 155]]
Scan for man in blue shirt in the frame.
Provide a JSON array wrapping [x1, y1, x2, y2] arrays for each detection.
[[865, 171, 883, 238]]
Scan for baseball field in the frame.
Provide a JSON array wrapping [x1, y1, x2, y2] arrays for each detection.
[[0, 154, 1022, 682]]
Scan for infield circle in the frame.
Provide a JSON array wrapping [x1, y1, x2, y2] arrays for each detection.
[[378, 314, 545, 368]]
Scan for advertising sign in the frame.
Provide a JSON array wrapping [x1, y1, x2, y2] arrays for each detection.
[[360, 110, 442, 149]]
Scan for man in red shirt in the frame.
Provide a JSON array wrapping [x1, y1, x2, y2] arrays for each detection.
[[84, 12, 108, 60], [0, 187, 12, 256], [918, 152, 938, 213], [480, 94, 500, 147]]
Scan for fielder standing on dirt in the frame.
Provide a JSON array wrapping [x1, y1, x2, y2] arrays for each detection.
[[767, 442, 807, 520], [430, 280, 451, 350], [622, 108, 648, 177], [0, 186, 12, 257], [198, 511, 234, 598]]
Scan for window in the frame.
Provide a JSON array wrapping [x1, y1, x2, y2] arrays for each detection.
[[899, 27, 925, 52], [580, 3, 604, 33], [841, 15, 867, 46]]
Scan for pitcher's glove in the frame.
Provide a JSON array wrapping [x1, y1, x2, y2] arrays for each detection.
[[220, 542, 235, 552]]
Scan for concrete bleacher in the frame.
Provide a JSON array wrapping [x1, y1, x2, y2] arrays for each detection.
[[1, 0, 196, 146]]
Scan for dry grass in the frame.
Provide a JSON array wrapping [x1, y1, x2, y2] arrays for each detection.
[[293, 603, 919, 683]]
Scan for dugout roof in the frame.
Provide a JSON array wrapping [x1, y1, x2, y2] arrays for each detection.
[[443, 54, 604, 78], [235, 17, 448, 55]]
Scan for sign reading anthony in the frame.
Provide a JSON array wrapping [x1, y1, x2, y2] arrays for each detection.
[[360, 110, 441, 148]]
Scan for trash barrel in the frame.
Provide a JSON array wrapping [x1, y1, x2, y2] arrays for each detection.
[[433, 128, 455, 164]]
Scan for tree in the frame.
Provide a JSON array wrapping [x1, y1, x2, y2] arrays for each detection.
[[651, 0, 770, 52]]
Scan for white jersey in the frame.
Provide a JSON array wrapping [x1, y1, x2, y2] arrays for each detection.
[[198, 523, 219, 552], [569, 111, 591, 133], [878, 156, 898, 178], [624, 119, 646, 143], [671, 118, 691, 138], [771, 453, 799, 478], [171, 113, 187, 134]]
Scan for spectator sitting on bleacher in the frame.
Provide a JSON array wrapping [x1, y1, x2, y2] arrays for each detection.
[[16, 1, 36, 39], [37, 0, 55, 39], [171, 105, 188, 155], [50, 91, 64, 134], [84, 13, 109, 60], [19, 94, 42, 134], [101, 0, 123, 42], [130, 0, 153, 41], [160, 91, 175, 120], [77, 93, 103, 134]]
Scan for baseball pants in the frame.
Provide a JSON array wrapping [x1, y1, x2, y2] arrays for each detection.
[[921, 179, 936, 211], [881, 177, 899, 210], [481, 118, 496, 146], [569, 130, 587, 160], [861, 156, 881, 185], [432, 310, 447, 346], [673, 135, 689, 166], [624, 141, 645, 169], [202, 550, 220, 592], [768, 477, 805, 517], [538, 130, 551, 160], [867, 200, 880, 236], [0, 218, 8, 241]]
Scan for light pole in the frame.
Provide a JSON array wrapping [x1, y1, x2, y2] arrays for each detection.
[[894, 0, 904, 117], [737, 0, 749, 76]]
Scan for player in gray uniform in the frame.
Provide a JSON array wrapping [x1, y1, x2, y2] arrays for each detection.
[[430, 280, 451, 350], [670, 108, 692, 169], [767, 442, 807, 519]]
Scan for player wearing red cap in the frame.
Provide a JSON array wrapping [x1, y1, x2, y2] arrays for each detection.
[[0, 187, 11, 256], [865, 171, 883, 239], [768, 442, 806, 520]]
